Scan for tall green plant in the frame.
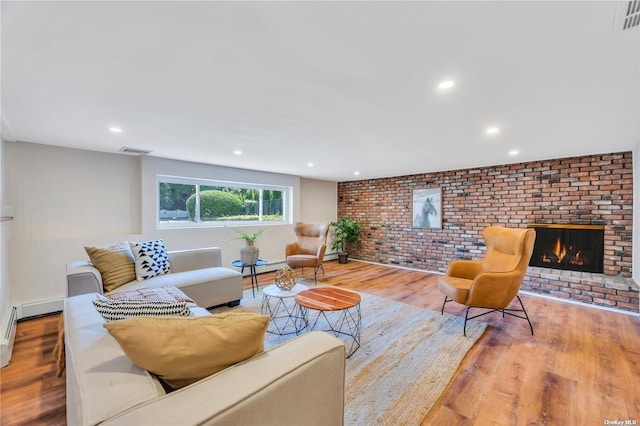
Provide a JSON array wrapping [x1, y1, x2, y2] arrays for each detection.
[[330, 217, 361, 253]]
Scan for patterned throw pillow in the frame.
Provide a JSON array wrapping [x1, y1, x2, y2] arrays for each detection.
[[130, 239, 171, 281], [92, 297, 192, 322], [85, 243, 136, 292]]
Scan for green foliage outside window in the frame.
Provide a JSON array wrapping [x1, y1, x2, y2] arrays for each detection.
[[159, 179, 286, 225], [186, 190, 244, 220], [159, 183, 195, 210]]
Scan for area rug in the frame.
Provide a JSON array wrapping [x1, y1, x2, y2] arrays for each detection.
[[211, 285, 487, 425]]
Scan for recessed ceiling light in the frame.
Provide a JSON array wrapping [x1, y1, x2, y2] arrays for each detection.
[[509, 150, 520, 156], [486, 126, 500, 135], [438, 80, 455, 90], [307, 162, 314, 167], [109, 127, 122, 133], [233, 150, 242, 155], [353, 171, 360, 176]]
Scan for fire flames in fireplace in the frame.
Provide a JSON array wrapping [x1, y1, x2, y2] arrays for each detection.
[[528, 224, 604, 273], [541, 237, 588, 266]]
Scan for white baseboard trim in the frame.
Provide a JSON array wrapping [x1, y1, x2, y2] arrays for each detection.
[[17, 298, 64, 320], [519, 290, 640, 317], [1, 306, 18, 368]]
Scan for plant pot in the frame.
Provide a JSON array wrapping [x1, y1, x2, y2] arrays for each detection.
[[240, 240, 259, 266], [338, 252, 349, 264]]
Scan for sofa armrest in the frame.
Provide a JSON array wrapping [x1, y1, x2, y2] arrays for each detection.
[[168, 247, 222, 272], [102, 331, 346, 426], [67, 261, 104, 297]]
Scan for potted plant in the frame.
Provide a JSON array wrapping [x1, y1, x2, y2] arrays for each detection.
[[330, 218, 361, 264], [226, 228, 269, 266]]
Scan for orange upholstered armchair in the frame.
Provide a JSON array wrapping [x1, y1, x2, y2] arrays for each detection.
[[438, 226, 536, 336], [285, 223, 330, 284]]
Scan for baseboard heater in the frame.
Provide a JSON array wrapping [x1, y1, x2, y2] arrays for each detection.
[[1, 306, 18, 368]]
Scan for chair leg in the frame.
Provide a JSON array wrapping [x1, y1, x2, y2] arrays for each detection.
[[463, 306, 471, 337], [462, 296, 534, 336], [440, 296, 451, 315], [311, 264, 325, 285], [516, 295, 534, 335]]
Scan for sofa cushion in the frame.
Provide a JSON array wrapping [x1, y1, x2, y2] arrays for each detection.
[[104, 312, 269, 389], [92, 297, 193, 322], [130, 239, 171, 281], [85, 243, 136, 292], [107, 267, 238, 294]]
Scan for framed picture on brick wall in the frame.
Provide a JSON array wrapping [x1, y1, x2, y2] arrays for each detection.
[[412, 188, 442, 229]]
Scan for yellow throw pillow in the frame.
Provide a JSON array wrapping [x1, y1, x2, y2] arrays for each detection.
[[104, 312, 269, 389], [85, 243, 136, 292]]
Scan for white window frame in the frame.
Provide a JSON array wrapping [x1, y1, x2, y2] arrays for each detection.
[[157, 175, 291, 228]]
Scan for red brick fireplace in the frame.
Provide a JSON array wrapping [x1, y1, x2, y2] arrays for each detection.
[[337, 151, 638, 313]]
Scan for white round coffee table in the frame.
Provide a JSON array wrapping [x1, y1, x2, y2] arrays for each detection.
[[261, 283, 309, 335]]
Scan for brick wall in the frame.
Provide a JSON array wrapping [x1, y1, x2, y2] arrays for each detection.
[[337, 152, 638, 312]]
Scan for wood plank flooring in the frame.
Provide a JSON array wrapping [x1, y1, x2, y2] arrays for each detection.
[[0, 311, 66, 426], [1, 260, 639, 425]]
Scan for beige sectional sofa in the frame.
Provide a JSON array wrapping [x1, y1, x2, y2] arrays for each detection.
[[64, 293, 346, 425], [66, 247, 243, 308]]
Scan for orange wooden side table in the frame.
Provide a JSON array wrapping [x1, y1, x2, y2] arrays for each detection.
[[295, 287, 361, 357]]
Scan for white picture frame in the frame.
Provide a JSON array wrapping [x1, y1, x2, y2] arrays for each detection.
[[412, 188, 442, 229]]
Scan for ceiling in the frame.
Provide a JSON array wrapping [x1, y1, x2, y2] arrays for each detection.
[[2, 1, 639, 182]]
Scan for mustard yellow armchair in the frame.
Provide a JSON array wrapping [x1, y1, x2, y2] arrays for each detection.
[[285, 223, 330, 283], [438, 226, 536, 336]]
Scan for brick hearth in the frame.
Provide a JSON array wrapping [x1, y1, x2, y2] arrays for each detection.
[[523, 267, 639, 313]]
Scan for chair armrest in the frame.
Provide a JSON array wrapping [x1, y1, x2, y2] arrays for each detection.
[[285, 242, 300, 257], [467, 270, 523, 309], [446, 259, 483, 280], [316, 242, 327, 260], [66, 261, 104, 297]]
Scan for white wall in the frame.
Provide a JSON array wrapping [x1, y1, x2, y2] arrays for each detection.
[[1, 139, 10, 334], [634, 142, 639, 286], [300, 178, 337, 225], [4, 142, 338, 317], [5, 142, 142, 316]]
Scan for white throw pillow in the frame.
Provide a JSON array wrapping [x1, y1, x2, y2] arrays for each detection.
[[130, 239, 171, 281]]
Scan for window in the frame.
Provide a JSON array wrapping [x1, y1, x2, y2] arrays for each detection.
[[158, 175, 290, 227]]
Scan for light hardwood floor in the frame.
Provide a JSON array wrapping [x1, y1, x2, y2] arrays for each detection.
[[1, 260, 639, 425]]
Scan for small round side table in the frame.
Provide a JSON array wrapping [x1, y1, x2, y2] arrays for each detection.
[[295, 287, 362, 358], [231, 258, 268, 297], [261, 283, 308, 335]]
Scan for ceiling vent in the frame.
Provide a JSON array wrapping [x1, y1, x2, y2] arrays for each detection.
[[119, 146, 152, 155], [617, 0, 640, 31]]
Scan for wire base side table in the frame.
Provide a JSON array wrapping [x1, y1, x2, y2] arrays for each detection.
[[261, 283, 308, 335], [295, 287, 362, 358]]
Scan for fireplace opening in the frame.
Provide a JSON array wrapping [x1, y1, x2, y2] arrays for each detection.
[[527, 224, 604, 273]]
